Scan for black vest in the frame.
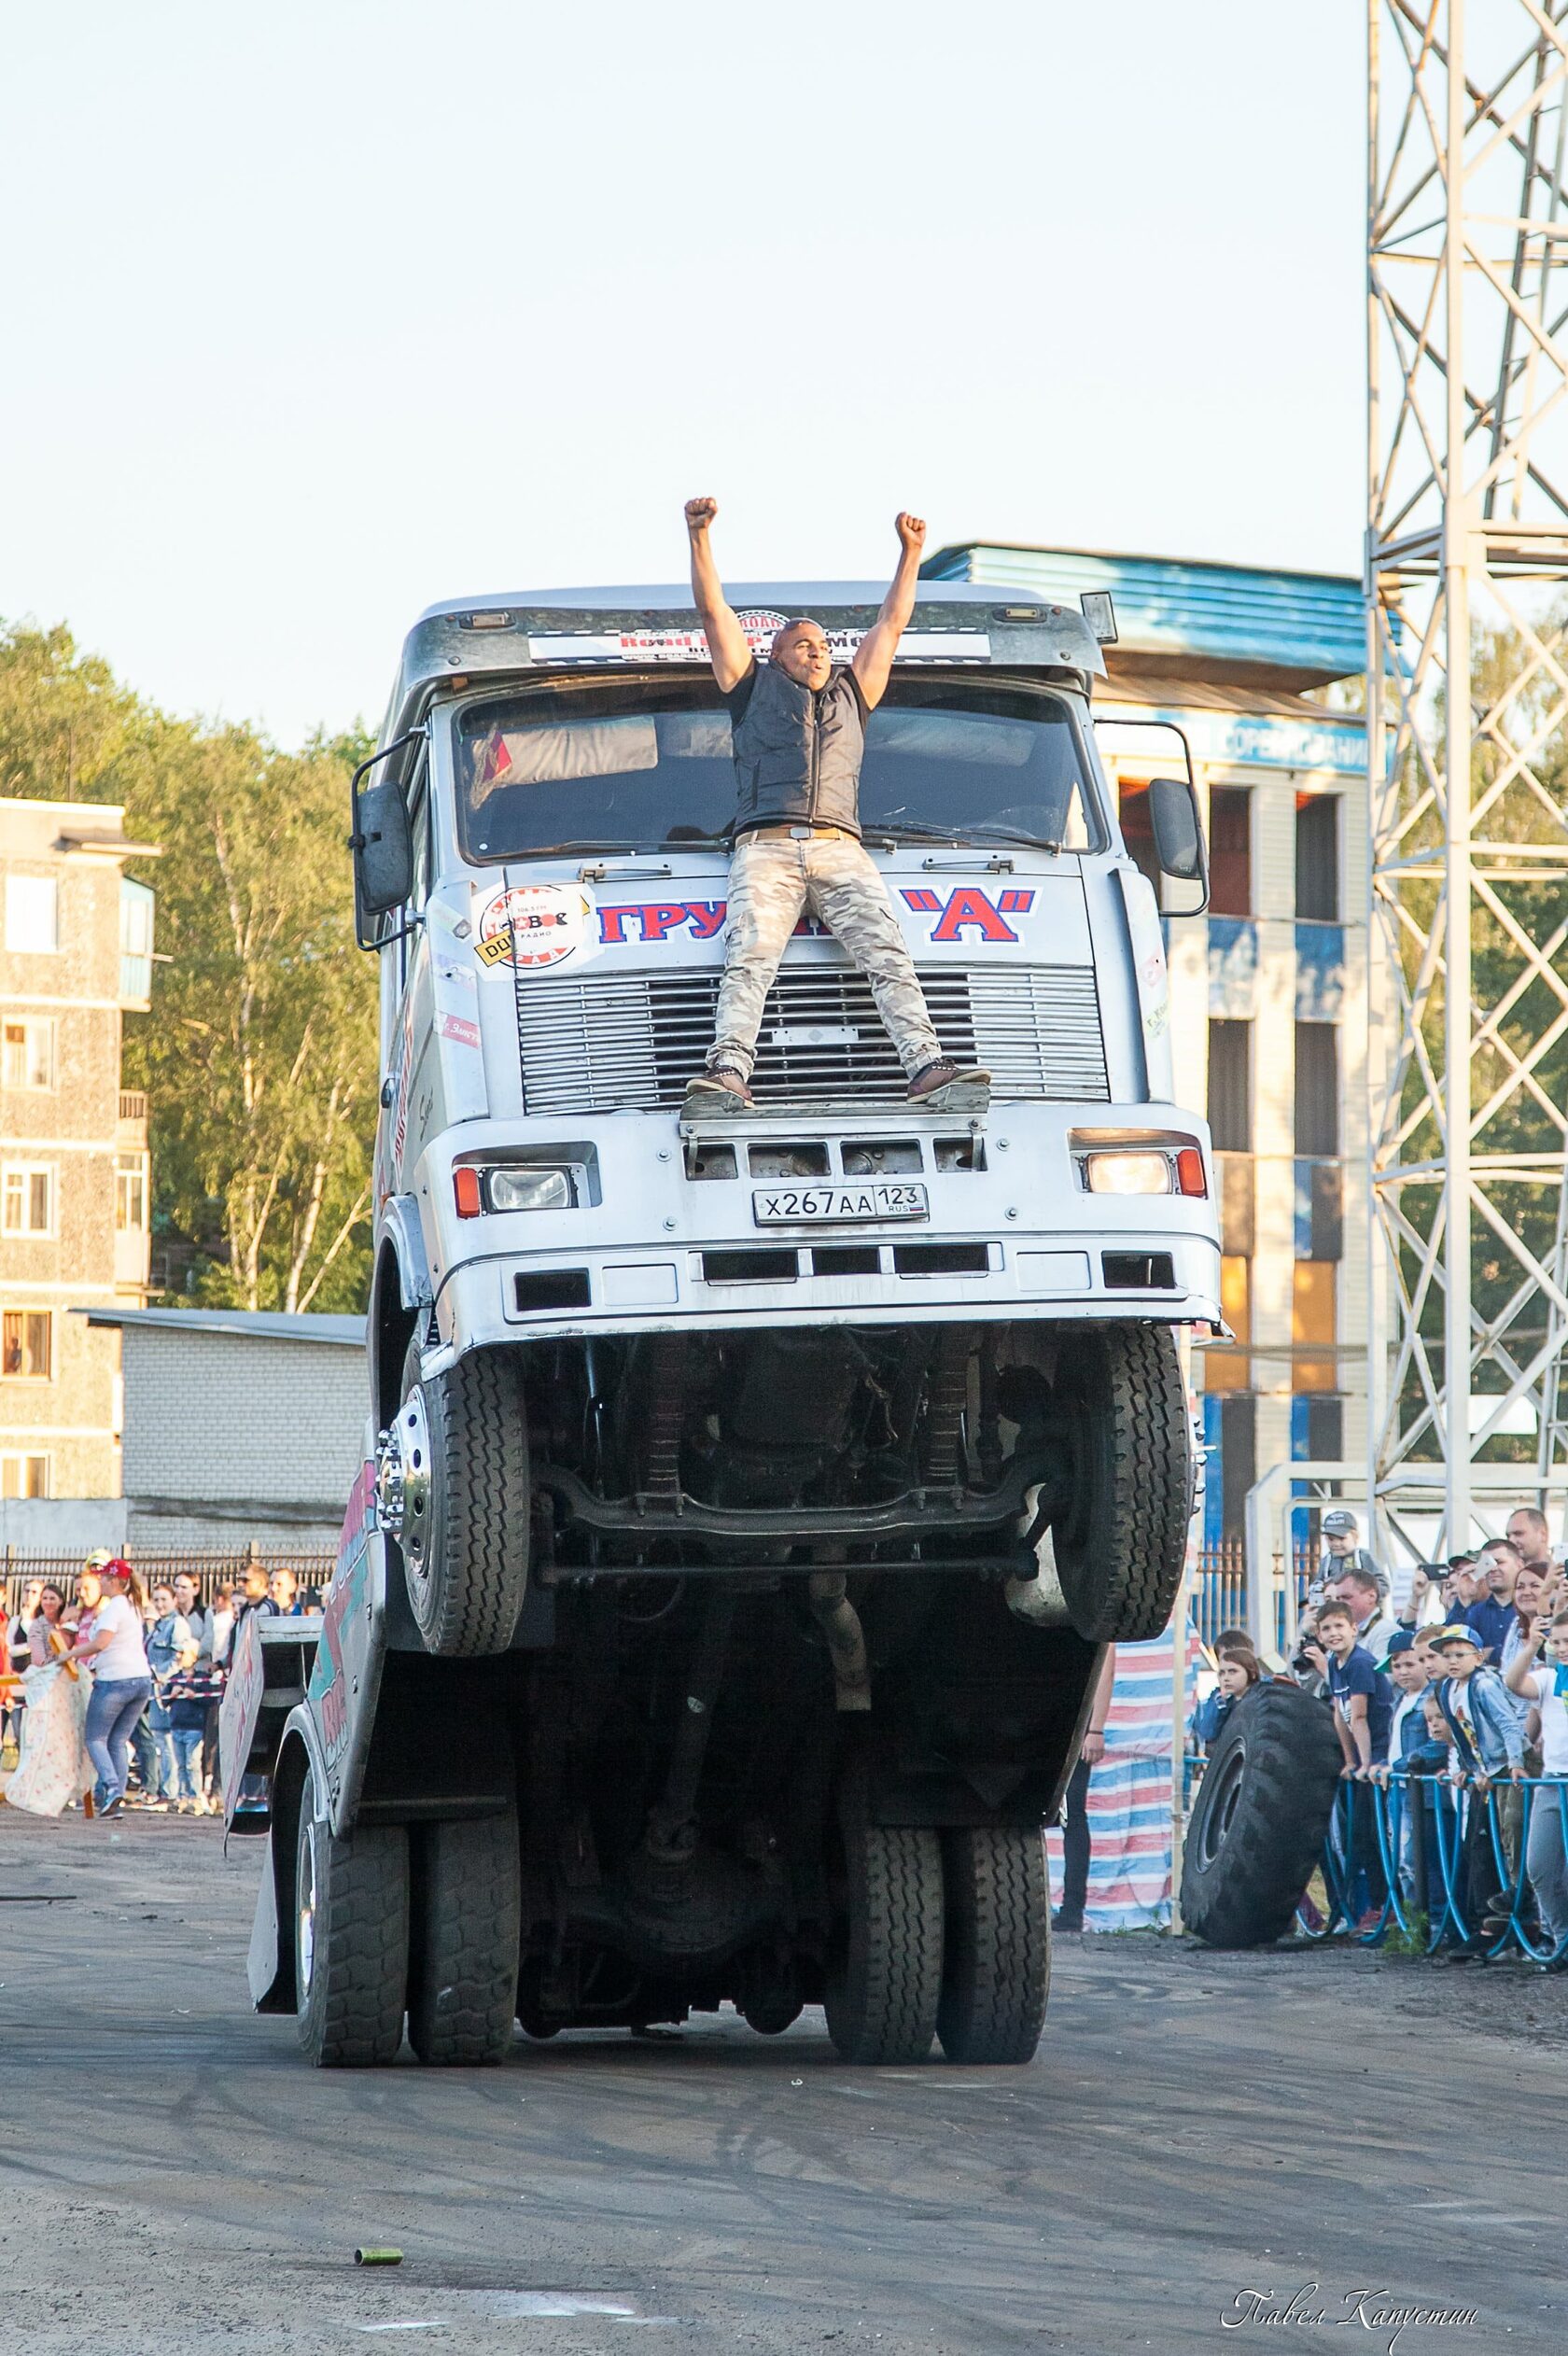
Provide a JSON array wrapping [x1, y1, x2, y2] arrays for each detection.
[[731, 661, 865, 836]]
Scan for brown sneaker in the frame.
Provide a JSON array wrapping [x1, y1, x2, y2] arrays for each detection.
[[683, 1065, 754, 1110], [906, 1059, 991, 1103]]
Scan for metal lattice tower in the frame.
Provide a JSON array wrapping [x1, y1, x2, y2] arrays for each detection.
[[1367, 0, 1568, 1550]]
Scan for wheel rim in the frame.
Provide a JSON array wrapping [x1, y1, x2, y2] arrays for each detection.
[[1197, 1743, 1248, 1869], [376, 1387, 434, 1598], [297, 1817, 317, 1995]]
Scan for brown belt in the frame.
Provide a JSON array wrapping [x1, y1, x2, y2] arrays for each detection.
[[741, 823, 859, 842]]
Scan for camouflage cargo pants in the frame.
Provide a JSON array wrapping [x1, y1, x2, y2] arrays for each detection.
[[707, 831, 943, 1082]]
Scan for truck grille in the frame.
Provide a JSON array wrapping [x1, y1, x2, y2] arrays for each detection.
[[513, 965, 1110, 1114]]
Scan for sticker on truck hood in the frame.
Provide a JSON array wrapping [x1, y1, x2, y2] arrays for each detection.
[[527, 617, 991, 666], [475, 882, 602, 972]]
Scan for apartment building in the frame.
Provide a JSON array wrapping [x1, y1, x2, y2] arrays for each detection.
[[922, 544, 1368, 1543], [0, 798, 157, 1500]]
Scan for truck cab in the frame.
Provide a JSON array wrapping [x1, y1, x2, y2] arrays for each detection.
[[245, 580, 1220, 2071]]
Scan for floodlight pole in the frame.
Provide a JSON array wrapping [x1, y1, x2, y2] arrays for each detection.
[[1443, 0, 1475, 1550], [1367, 0, 1568, 1554]]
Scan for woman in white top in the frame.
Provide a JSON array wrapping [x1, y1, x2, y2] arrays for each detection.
[[1505, 1602, 1568, 1969], [61, 1558, 153, 1818]]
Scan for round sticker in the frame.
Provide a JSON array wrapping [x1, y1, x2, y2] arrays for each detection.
[[475, 885, 597, 972]]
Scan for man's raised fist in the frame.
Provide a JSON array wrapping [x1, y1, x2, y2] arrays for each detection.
[[685, 497, 719, 534], [895, 511, 927, 553]]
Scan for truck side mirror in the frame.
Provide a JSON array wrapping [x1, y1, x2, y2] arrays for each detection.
[[351, 779, 413, 934], [1148, 776, 1209, 909]]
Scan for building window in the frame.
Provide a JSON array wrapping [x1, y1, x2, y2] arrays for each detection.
[[1, 1311, 52, 1380], [1, 1164, 55, 1237], [5, 873, 58, 953], [1306, 1396, 1343, 1463], [1219, 1395, 1257, 1543], [1, 1451, 49, 1500], [1295, 1023, 1339, 1157], [1, 1017, 54, 1089], [1206, 1255, 1252, 1394], [1295, 794, 1340, 920], [116, 1152, 147, 1231], [1208, 1020, 1252, 1151], [1293, 1263, 1337, 1393], [1208, 787, 1252, 917], [120, 877, 155, 1003]]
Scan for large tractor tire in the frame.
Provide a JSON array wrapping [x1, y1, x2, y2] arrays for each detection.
[[408, 1811, 522, 2066], [825, 1821, 945, 2065], [396, 1340, 531, 1657], [1051, 1324, 1192, 1643], [295, 1768, 409, 2068], [1181, 1680, 1343, 1948], [937, 1827, 1051, 2066]]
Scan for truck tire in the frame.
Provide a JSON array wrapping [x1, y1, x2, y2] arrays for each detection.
[[825, 1823, 945, 2065], [1181, 1681, 1342, 1948], [1052, 1324, 1192, 1643], [408, 1811, 521, 2066], [399, 1340, 530, 1657], [936, 1827, 1051, 2066], [295, 1770, 409, 2068]]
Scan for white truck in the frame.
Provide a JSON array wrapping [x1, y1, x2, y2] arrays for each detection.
[[227, 578, 1222, 2069]]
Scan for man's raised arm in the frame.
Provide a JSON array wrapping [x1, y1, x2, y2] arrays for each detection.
[[852, 512, 927, 708], [685, 498, 752, 692]]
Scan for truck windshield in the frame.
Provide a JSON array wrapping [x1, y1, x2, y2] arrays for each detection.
[[453, 674, 1103, 862]]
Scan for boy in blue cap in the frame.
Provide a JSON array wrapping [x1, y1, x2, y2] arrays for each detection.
[[1430, 1620, 1527, 1951]]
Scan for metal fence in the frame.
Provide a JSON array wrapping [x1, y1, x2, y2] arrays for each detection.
[[1304, 1771, 1568, 1964], [2, 1550, 337, 1619]]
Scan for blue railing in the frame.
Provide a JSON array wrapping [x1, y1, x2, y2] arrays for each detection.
[[1299, 1772, 1568, 1963]]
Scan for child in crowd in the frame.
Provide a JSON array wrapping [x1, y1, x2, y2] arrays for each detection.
[[1430, 1620, 1528, 1951], [164, 1638, 226, 1814], [1317, 1598, 1395, 1926], [1505, 1603, 1568, 1970], [1317, 1602, 1394, 1774], [1194, 1646, 1262, 1752], [1377, 1630, 1448, 1914]]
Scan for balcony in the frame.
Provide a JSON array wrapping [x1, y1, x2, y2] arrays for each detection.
[[118, 1090, 147, 1135]]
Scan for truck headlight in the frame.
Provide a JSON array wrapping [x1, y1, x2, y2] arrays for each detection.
[[1081, 1151, 1174, 1196], [454, 1166, 577, 1217]]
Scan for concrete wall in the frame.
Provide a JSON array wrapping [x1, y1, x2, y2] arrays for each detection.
[[119, 1324, 367, 1518]]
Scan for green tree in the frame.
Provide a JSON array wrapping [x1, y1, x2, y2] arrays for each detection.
[[123, 717, 376, 1312], [0, 620, 149, 805]]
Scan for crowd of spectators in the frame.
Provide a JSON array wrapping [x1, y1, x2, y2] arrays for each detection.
[[1196, 1504, 1568, 1970], [2, 1554, 321, 1819]]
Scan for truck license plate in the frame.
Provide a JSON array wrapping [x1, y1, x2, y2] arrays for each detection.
[[752, 1182, 930, 1226]]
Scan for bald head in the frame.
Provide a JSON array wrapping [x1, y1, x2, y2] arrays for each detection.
[[769, 619, 833, 690]]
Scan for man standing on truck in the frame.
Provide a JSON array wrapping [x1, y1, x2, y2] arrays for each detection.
[[681, 497, 989, 1110]]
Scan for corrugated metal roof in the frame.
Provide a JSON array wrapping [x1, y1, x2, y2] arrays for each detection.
[[79, 1307, 366, 1348], [921, 543, 1366, 686]]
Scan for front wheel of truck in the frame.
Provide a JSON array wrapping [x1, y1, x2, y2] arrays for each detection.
[[1051, 1324, 1192, 1644], [392, 1340, 531, 1658]]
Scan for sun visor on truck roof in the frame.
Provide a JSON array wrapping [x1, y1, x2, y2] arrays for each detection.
[[383, 596, 1107, 745]]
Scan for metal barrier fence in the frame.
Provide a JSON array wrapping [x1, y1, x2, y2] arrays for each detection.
[[2, 1552, 336, 1619], [1304, 1772, 1568, 1965]]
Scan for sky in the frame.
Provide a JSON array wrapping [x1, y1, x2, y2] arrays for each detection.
[[0, 1, 1366, 748]]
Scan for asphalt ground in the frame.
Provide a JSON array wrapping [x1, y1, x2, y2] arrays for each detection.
[[1, 1809, 1562, 2356]]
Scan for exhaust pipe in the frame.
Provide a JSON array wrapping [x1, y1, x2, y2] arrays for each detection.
[[808, 1572, 872, 1712]]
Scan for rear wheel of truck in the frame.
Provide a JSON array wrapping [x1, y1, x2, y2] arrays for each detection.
[[1180, 1681, 1343, 1948], [936, 1828, 1051, 2066], [395, 1339, 531, 1657], [1051, 1324, 1192, 1643], [824, 1821, 945, 2066], [408, 1810, 522, 2066], [295, 1768, 409, 2068]]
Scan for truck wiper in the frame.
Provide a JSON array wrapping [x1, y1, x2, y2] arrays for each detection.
[[876, 821, 1064, 855]]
